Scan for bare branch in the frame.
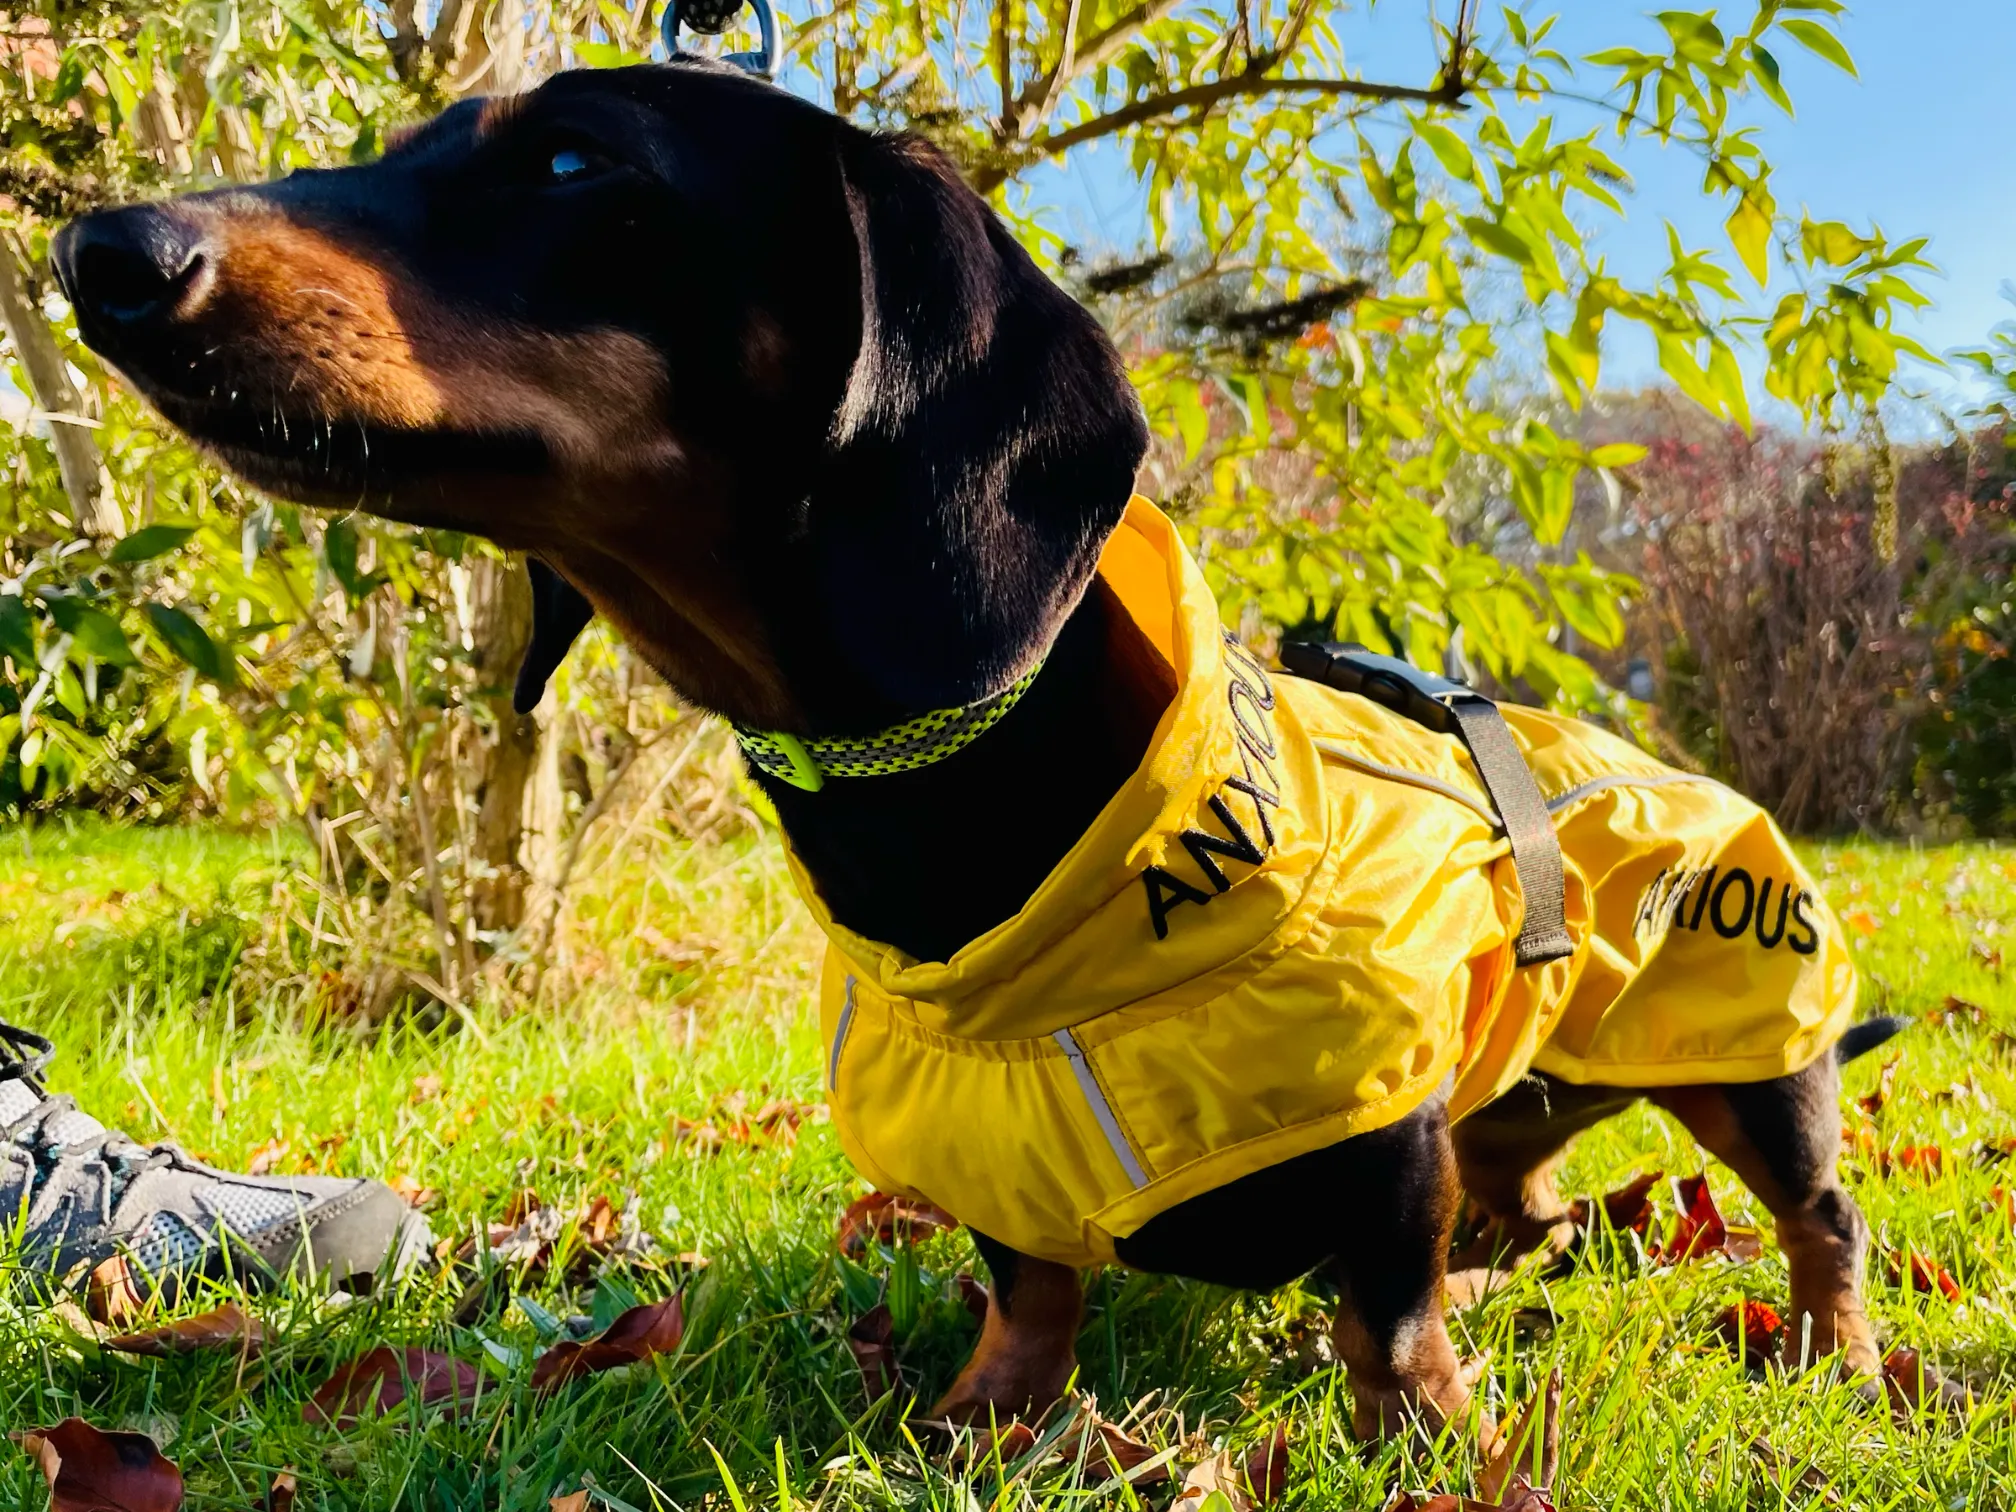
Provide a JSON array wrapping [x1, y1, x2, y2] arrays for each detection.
[[974, 65, 1466, 193], [1004, 0, 1186, 140], [993, 0, 1016, 135], [0, 233, 119, 540]]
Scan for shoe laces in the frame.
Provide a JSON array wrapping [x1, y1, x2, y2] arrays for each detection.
[[1, 1018, 175, 1206]]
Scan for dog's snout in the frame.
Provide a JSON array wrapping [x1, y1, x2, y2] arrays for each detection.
[[54, 207, 209, 337]]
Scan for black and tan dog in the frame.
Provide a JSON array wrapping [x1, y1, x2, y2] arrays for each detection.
[[55, 59, 1905, 1440]]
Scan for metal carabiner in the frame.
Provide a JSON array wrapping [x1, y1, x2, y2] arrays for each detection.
[[662, 0, 780, 78]]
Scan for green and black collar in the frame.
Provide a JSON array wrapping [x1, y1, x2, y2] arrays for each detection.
[[734, 663, 1044, 792]]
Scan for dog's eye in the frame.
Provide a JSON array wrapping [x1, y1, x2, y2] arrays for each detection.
[[544, 147, 612, 184]]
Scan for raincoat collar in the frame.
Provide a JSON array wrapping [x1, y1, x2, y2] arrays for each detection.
[[781, 496, 1337, 1037]]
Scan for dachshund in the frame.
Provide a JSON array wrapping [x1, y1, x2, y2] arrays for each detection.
[[53, 58, 1904, 1441]]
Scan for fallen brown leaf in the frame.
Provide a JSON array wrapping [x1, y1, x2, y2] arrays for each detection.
[[1240, 1424, 1290, 1504], [86, 1255, 151, 1327], [1885, 1248, 1963, 1302], [1712, 1300, 1784, 1365], [941, 1420, 1037, 1467], [1444, 1269, 1517, 1308], [1858, 1054, 1901, 1117], [105, 1303, 264, 1360], [265, 1470, 298, 1512], [303, 1347, 479, 1427], [847, 1303, 900, 1399], [1567, 1169, 1662, 1237], [549, 1493, 590, 1512], [389, 1174, 438, 1210], [1478, 1368, 1560, 1505], [1882, 1347, 1972, 1419], [835, 1192, 958, 1255], [530, 1296, 685, 1392], [1657, 1173, 1762, 1264], [10, 1419, 184, 1512]]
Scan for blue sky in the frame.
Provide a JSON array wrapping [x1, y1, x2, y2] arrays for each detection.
[[1020, 2, 2016, 416]]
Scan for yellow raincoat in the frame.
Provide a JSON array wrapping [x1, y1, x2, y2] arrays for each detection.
[[796, 499, 1857, 1268]]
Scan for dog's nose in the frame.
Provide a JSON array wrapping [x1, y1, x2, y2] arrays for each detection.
[[53, 207, 207, 335]]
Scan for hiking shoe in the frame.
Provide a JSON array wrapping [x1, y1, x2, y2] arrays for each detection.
[[1, 1019, 431, 1301]]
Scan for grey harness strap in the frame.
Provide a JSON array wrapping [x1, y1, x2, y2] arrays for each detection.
[[1279, 642, 1576, 966]]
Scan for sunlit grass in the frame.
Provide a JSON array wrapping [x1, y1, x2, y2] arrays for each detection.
[[1, 819, 2013, 1508]]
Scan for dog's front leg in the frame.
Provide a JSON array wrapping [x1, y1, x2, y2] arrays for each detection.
[[931, 1230, 1082, 1424], [1327, 1098, 1474, 1441]]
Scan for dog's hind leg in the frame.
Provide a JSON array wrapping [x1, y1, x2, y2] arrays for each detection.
[[1323, 1098, 1476, 1441], [931, 1232, 1083, 1425], [1450, 1074, 1637, 1269], [1651, 1055, 1880, 1381]]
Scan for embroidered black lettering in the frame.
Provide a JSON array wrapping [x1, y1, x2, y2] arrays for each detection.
[[1710, 868, 1756, 939], [1233, 726, 1280, 796], [1788, 889, 1820, 956], [1686, 865, 1719, 932], [1142, 866, 1214, 940], [1180, 794, 1269, 892], [1221, 774, 1281, 850], [1661, 868, 1697, 930], [1634, 868, 1669, 936], [1754, 877, 1789, 949], [1227, 678, 1278, 762]]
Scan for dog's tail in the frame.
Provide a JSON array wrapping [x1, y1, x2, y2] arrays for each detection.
[[1835, 1014, 1911, 1065]]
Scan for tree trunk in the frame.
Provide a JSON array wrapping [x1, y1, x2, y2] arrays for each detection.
[[0, 234, 120, 539], [465, 556, 539, 933]]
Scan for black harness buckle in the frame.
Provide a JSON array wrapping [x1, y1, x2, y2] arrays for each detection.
[[1279, 641, 1575, 967]]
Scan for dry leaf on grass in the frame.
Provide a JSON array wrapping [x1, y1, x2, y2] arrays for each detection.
[[1444, 1269, 1517, 1308], [847, 1303, 900, 1399], [1712, 1300, 1784, 1365], [1171, 1425, 1290, 1509], [1657, 1173, 1762, 1264], [1388, 1372, 1559, 1512], [10, 1419, 184, 1512], [1748, 1438, 1838, 1505], [549, 1493, 590, 1512], [1882, 1348, 1973, 1420], [1885, 1248, 1963, 1301], [105, 1303, 264, 1359], [85, 1255, 151, 1327], [1857, 1054, 1901, 1117], [1567, 1169, 1662, 1238], [835, 1192, 958, 1255], [530, 1296, 685, 1392], [264, 1470, 298, 1512], [303, 1347, 479, 1427]]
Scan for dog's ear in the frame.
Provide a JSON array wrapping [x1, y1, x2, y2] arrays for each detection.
[[814, 133, 1149, 712], [514, 558, 596, 714]]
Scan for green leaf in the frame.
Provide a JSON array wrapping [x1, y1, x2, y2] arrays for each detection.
[[1416, 120, 1475, 182], [45, 597, 135, 665], [146, 603, 235, 685], [1462, 216, 1536, 268], [0, 593, 34, 666], [1587, 442, 1649, 467], [1748, 43, 1792, 113], [1779, 18, 1857, 76], [108, 523, 199, 564], [1726, 192, 1774, 285]]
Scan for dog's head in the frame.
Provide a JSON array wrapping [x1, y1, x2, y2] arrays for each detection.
[[53, 62, 1147, 730]]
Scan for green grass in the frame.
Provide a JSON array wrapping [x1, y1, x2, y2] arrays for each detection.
[[2, 818, 2014, 1509]]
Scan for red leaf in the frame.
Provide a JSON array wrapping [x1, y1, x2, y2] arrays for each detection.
[[1884, 1144, 1944, 1180], [1240, 1424, 1290, 1504], [847, 1303, 901, 1399], [1885, 1248, 1963, 1302], [835, 1192, 957, 1255], [1478, 1369, 1561, 1505], [1659, 1173, 1727, 1262], [303, 1347, 479, 1426], [1882, 1347, 1972, 1419], [10, 1420, 184, 1512], [104, 1303, 264, 1359], [1858, 1054, 1900, 1116], [1713, 1300, 1784, 1363], [530, 1296, 685, 1392]]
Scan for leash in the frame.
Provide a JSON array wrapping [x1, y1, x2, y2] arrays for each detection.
[[663, 0, 780, 77], [1279, 641, 1576, 967]]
